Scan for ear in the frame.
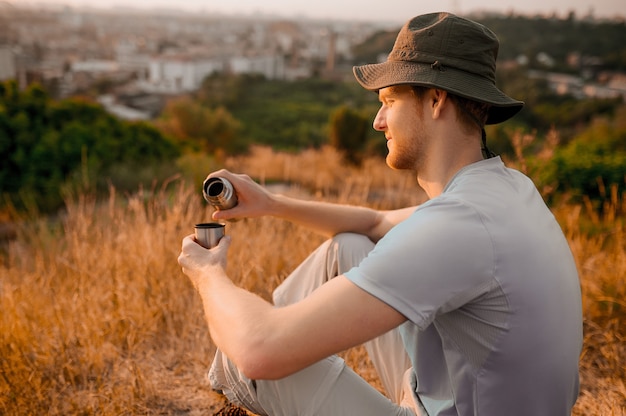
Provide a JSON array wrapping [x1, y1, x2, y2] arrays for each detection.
[[431, 89, 448, 119]]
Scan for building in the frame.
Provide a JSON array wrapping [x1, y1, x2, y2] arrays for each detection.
[[228, 54, 285, 80], [141, 55, 225, 94], [0, 45, 16, 81]]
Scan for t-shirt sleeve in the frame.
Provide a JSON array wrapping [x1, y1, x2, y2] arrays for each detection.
[[344, 197, 496, 330]]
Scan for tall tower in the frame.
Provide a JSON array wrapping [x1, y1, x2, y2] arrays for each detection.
[[325, 30, 336, 74]]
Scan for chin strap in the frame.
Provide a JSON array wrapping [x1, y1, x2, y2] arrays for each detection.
[[456, 101, 496, 159], [481, 128, 496, 159]]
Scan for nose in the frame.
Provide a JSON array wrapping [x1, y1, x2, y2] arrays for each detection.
[[373, 106, 386, 131]]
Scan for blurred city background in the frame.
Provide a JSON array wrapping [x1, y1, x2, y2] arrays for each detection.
[[1, 2, 625, 415]]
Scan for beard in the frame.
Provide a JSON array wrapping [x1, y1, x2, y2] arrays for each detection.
[[385, 129, 426, 172]]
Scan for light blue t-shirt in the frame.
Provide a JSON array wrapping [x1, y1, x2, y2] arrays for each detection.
[[345, 157, 582, 416]]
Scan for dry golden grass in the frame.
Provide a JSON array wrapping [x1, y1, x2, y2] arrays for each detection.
[[1, 146, 624, 415]]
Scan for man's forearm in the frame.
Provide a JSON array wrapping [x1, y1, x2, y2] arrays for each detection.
[[196, 269, 278, 377], [268, 194, 416, 242], [268, 194, 385, 241]]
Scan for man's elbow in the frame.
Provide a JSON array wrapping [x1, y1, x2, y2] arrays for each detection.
[[236, 347, 295, 380], [223, 311, 303, 380]]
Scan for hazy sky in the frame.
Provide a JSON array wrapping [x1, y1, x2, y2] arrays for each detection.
[[24, 0, 624, 23]]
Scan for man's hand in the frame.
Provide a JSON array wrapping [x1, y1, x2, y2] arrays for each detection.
[[206, 170, 275, 222], [178, 234, 231, 290]]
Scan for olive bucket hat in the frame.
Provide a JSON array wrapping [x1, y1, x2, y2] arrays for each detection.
[[353, 12, 524, 124]]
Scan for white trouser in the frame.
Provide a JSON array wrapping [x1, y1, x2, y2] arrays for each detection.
[[208, 233, 415, 416]]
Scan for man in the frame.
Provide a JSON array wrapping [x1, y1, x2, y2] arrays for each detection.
[[178, 12, 583, 416]]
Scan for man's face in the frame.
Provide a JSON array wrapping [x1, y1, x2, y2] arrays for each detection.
[[374, 85, 428, 171]]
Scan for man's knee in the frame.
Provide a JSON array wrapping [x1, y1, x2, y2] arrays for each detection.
[[330, 232, 374, 250], [328, 233, 375, 275], [272, 233, 374, 306]]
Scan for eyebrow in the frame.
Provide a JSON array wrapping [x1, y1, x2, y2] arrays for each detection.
[[378, 85, 409, 101]]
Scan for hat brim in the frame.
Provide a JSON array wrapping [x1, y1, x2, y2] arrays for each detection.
[[353, 61, 524, 125]]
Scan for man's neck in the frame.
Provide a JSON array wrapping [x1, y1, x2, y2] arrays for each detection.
[[417, 134, 483, 199]]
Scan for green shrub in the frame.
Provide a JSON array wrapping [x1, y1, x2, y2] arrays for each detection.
[[538, 115, 626, 206]]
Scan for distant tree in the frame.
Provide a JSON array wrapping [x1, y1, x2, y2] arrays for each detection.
[[157, 96, 244, 155], [351, 29, 396, 65], [533, 106, 626, 208], [193, 74, 375, 151], [477, 15, 626, 70], [0, 80, 180, 213], [198, 73, 264, 109], [329, 105, 369, 165]]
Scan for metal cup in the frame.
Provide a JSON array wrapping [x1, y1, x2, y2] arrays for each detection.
[[194, 222, 225, 249]]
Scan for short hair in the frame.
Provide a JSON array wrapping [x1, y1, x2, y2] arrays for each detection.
[[411, 86, 491, 134], [449, 94, 491, 134]]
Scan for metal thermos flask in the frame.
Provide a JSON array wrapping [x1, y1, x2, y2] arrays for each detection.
[[202, 177, 238, 210]]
